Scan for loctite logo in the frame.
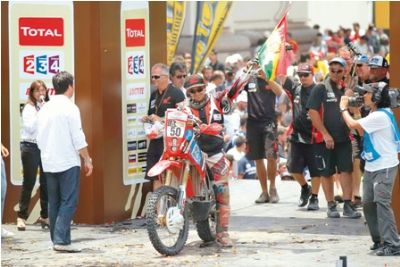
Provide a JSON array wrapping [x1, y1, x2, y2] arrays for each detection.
[[125, 19, 145, 47], [19, 17, 64, 46]]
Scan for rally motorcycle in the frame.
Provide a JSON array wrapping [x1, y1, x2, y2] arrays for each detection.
[[145, 108, 218, 256]]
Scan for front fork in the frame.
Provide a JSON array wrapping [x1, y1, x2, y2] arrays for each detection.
[[177, 161, 190, 213], [161, 160, 190, 215]]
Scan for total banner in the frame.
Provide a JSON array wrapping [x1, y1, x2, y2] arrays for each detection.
[[121, 1, 150, 185], [191, 1, 232, 74], [166, 1, 186, 65], [8, 1, 74, 185]]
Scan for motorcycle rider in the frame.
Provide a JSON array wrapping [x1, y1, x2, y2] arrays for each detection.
[[184, 74, 241, 247]]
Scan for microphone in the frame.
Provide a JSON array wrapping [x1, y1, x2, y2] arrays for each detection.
[[39, 95, 45, 103]]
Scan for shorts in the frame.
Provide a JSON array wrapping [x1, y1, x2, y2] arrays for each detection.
[[246, 120, 277, 160], [145, 138, 163, 180], [287, 142, 323, 177], [319, 141, 353, 177]]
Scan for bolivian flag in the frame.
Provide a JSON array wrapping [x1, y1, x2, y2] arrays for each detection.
[[257, 14, 290, 81]]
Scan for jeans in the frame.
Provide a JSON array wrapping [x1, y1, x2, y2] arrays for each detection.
[[1, 158, 7, 222], [46, 166, 80, 245], [18, 142, 48, 219]]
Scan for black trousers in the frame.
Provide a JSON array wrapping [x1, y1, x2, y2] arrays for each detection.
[[18, 142, 48, 219]]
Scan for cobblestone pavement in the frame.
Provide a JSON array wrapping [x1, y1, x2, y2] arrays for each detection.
[[1, 179, 399, 267]]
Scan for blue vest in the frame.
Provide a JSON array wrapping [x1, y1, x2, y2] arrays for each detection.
[[361, 109, 400, 162]]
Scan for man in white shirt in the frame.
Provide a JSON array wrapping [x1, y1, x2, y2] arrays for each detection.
[[340, 82, 400, 256], [37, 71, 93, 253]]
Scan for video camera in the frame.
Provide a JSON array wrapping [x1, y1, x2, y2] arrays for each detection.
[[349, 83, 400, 109], [348, 85, 365, 108]]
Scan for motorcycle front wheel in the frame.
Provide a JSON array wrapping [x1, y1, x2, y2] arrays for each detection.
[[195, 184, 217, 242], [146, 186, 189, 256]]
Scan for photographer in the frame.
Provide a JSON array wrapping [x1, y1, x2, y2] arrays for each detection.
[[340, 82, 400, 256]]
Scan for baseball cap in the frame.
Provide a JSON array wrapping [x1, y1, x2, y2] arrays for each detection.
[[368, 56, 389, 68], [356, 55, 369, 64], [329, 57, 346, 68], [184, 74, 205, 90], [297, 63, 314, 74]]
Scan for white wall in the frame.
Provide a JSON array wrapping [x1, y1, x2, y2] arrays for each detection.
[[307, 1, 374, 32]]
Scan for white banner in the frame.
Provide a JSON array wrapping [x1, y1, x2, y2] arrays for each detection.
[[9, 1, 74, 185], [121, 1, 151, 185]]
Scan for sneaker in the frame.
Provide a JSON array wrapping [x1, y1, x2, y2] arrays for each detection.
[[1, 228, 15, 238], [17, 217, 26, 231], [376, 245, 400, 256], [216, 232, 233, 248], [38, 217, 50, 229], [298, 185, 311, 207], [327, 202, 340, 218], [307, 196, 319, 210], [370, 242, 383, 251], [269, 188, 279, 203], [352, 196, 362, 209], [334, 195, 344, 203], [255, 192, 269, 204], [53, 244, 82, 253], [343, 202, 362, 219]]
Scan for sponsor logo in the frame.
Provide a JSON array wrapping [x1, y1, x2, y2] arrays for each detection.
[[127, 116, 137, 125], [127, 103, 137, 114], [137, 103, 147, 114], [20, 51, 64, 79], [128, 153, 137, 163], [141, 165, 147, 173], [127, 83, 146, 100], [138, 140, 147, 150], [138, 152, 147, 162], [127, 141, 137, 151], [125, 19, 145, 47], [128, 167, 137, 175], [19, 17, 64, 46], [127, 51, 145, 79], [20, 83, 55, 101], [136, 129, 146, 138], [127, 128, 136, 139]]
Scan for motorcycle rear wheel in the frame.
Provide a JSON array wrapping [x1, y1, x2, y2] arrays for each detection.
[[146, 186, 189, 256]]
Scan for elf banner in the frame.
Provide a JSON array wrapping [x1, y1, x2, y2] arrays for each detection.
[[121, 1, 151, 185], [8, 1, 74, 185], [166, 1, 186, 65], [191, 1, 232, 74]]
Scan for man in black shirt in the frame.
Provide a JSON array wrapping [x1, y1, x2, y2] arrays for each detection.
[[285, 63, 321, 210], [307, 57, 361, 219], [244, 66, 284, 204], [143, 63, 185, 191]]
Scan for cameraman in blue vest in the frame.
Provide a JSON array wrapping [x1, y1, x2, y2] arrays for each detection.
[[340, 82, 400, 256]]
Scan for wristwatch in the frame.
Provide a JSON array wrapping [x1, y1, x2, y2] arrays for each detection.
[[340, 108, 348, 113]]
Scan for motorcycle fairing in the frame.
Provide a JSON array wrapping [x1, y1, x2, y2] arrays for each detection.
[[147, 160, 183, 177]]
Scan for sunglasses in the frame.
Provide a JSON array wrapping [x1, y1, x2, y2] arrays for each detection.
[[329, 69, 343, 74], [356, 64, 364, 67], [151, 74, 167, 80], [175, 74, 187, 79], [298, 73, 310, 78], [188, 87, 204, 94]]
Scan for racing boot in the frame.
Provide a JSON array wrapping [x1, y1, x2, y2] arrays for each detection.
[[216, 231, 233, 248]]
